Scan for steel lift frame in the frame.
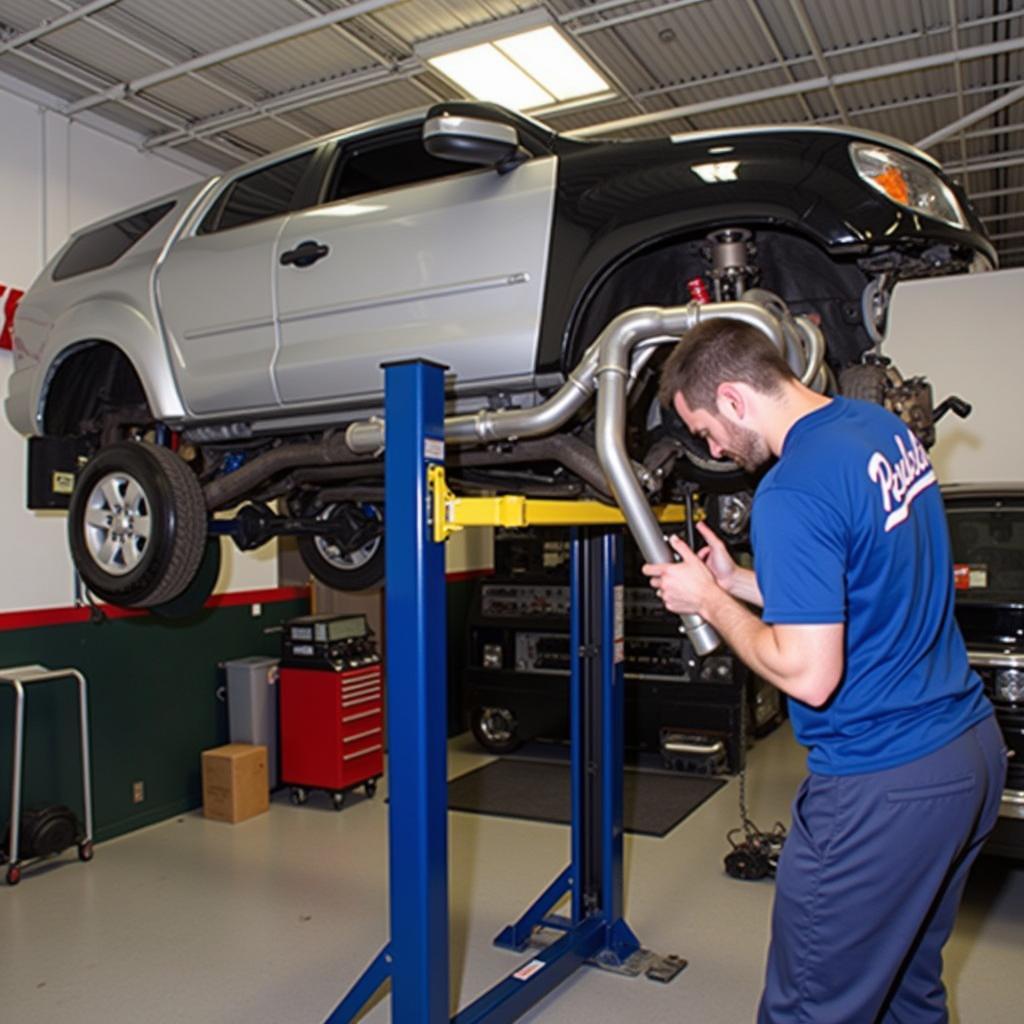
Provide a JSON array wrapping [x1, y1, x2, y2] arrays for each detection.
[[326, 360, 684, 1024]]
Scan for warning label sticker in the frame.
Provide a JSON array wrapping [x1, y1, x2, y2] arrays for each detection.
[[424, 437, 444, 461], [954, 563, 988, 590], [614, 585, 625, 664], [512, 959, 546, 982]]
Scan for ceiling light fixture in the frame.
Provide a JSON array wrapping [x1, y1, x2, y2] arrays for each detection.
[[416, 13, 611, 113]]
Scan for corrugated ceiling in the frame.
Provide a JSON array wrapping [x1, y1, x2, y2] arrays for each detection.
[[0, 0, 1021, 264]]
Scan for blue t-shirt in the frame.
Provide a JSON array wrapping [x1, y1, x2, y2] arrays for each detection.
[[751, 396, 990, 775]]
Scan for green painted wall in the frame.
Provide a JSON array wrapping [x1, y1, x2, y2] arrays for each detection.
[[0, 598, 307, 843]]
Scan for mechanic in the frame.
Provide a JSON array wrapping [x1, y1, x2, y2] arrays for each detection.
[[643, 318, 1006, 1023]]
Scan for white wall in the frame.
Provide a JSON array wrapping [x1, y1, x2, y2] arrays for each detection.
[[885, 267, 1024, 485], [0, 89, 277, 613]]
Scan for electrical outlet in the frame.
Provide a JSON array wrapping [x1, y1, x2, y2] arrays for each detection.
[[251, 602, 263, 617], [132, 780, 145, 804]]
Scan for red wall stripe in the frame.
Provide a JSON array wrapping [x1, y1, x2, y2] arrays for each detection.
[[0, 586, 310, 632]]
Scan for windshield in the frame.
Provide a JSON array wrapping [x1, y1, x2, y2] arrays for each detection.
[[947, 504, 1024, 603]]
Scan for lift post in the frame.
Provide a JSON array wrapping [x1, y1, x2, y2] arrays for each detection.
[[326, 360, 683, 1024]]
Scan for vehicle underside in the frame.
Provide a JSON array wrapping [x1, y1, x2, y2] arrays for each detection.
[[51, 222, 974, 610]]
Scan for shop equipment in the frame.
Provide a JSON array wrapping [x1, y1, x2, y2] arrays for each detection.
[[1, 665, 94, 886], [279, 614, 382, 809]]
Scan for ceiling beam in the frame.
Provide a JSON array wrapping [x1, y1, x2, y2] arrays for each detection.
[[568, 35, 1024, 137], [64, 0, 405, 116], [982, 212, 1024, 224], [944, 149, 1024, 175], [970, 184, 1024, 201], [0, 0, 121, 56], [787, 0, 849, 122], [917, 82, 1024, 149]]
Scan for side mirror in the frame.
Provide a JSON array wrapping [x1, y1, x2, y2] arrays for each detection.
[[423, 114, 526, 173]]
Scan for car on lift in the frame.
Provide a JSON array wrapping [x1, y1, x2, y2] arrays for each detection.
[[944, 483, 1024, 860], [4, 100, 994, 610]]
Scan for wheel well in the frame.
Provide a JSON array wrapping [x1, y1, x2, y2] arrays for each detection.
[[567, 226, 872, 371], [43, 342, 150, 437]]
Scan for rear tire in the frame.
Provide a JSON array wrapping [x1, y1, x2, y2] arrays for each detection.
[[68, 442, 207, 608], [297, 502, 385, 591]]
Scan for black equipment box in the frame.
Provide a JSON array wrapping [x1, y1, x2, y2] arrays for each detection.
[[27, 436, 89, 510], [282, 613, 378, 670], [462, 571, 783, 772]]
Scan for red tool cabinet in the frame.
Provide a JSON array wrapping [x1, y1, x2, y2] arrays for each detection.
[[279, 663, 383, 809]]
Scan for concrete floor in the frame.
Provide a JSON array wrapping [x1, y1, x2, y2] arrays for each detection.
[[2, 724, 1022, 1024]]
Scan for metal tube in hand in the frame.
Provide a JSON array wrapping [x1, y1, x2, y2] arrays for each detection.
[[593, 300, 782, 657]]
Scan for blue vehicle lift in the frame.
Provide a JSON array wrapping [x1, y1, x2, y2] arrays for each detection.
[[326, 360, 684, 1024]]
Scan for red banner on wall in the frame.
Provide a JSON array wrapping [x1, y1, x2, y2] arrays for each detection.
[[0, 284, 25, 351]]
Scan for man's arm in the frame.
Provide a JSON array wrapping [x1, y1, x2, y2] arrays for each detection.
[[644, 534, 844, 707], [701, 587, 844, 707]]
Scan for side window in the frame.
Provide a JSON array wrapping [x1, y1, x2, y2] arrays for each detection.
[[52, 201, 176, 281], [200, 150, 315, 234], [328, 133, 473, 204]]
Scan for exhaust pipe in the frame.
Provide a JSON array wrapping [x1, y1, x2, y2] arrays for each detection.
[[593, 301, 785, 656], [333, 301, 793, 654]]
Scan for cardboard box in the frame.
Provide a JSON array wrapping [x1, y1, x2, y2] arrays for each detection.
[[201, 743, 269, 823]]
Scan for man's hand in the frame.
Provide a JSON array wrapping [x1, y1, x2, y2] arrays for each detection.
[[642, 534, 721, 617], [694, 521, 737, 589]]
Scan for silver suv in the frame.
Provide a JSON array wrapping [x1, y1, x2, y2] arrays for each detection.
[[4, 102, 993, 610]]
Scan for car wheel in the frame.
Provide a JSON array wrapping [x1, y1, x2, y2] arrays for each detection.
[[68, 441, 207, 608], [297, 502, 385, 591], [838, 363, 887, 404], [470, 706, 521, 754]]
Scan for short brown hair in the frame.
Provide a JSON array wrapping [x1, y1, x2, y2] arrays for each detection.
[[658, 318, 796, 412]]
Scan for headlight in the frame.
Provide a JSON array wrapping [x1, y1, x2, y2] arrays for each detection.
[[994, 668, 1024, 703], [849, 142, 967, 229]]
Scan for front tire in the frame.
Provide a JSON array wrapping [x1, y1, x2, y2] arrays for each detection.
[[68, 442, 207, 608]]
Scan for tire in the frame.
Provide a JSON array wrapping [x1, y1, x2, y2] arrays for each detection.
[[297, 502, 385, 591], [838, 364, 887, 405], [67, 441, 207, 608], [470, 706, 521, 755], [150, 537, 222, 620]]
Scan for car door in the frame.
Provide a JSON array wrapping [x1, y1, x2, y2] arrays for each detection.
[[273, 125, 557, 408], [157, 148, 320, 416]]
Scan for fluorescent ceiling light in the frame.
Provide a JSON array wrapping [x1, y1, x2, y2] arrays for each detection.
[[495, 28, 608, 102], [424, 24, 610, 112], [430, 44, 552, 110]]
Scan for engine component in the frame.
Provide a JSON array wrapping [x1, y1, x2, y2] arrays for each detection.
[[839, 357, 971, 449], [703, 228, 758, 300]]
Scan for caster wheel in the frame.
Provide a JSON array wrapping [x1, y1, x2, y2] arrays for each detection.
[[78, 841, 94, 862], [6, 864, 21, 886], [290, 787, 308, 806], [364, 779, 378, 799], [331, 791, 346, 811]]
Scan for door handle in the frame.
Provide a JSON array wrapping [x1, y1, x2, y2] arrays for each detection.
[[280, 240, 330, 268]]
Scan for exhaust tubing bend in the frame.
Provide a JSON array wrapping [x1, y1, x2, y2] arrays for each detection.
[[343, 300, 786, 658], [594, 301, 784, 657]]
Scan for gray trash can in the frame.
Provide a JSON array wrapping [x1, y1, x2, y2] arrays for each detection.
[[225, 656, 280, 790]]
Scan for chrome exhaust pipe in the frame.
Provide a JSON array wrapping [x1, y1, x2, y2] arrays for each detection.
[[346, 300, 792, 656], [593, 301, 785, 656]]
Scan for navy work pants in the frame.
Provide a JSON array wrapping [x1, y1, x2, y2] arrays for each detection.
[[758, 714, 1006, 1023]]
